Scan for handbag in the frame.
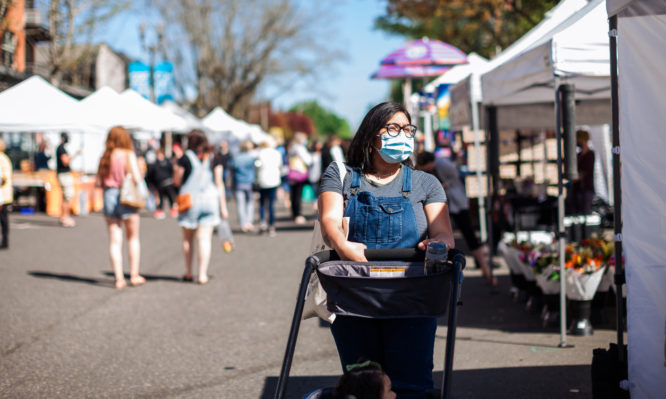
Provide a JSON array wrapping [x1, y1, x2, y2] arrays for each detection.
[[303, 161, 347, 323], [119, 152, 148, 209], [287, 155, 308, 183], [177, 193, 192, 212]]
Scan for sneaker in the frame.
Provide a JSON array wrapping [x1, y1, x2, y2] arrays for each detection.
[[259, 221, 268, 232], [223, 241, 234, 253], [169, 208, 178, 218], [294, 216, 306, 225], [154, 210, 166, 219], [268, 227, 277, 238]]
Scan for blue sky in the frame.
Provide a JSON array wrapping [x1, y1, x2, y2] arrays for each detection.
[[97, 1, 405, 130]]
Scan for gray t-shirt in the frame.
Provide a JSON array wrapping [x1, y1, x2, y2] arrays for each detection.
[[320, 163, 447, 241]]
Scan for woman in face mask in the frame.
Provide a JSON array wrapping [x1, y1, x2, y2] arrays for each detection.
[[317, 102, 454, 399]]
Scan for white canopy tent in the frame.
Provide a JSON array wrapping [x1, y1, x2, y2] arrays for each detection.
[[79, 87, 142, 131], [0, 76, 91, 132], [0, 76, 106, 173], [607, 1, 666, 398], [201, 107, 248, 146], [118, 89, 188, 136], [160, 100, 205, 131], [450, 0, 591, 130], [481, 0, 610, 112], [422, 53, 489, 94]]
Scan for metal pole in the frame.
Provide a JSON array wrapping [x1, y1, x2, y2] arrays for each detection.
[[555, 82, 568, 347], [441, 256, 465, 399], [471, 96, 487, 242], [609, 15, 625, 361], [274, 260, 315, 399], [485, 106, 498, 286]]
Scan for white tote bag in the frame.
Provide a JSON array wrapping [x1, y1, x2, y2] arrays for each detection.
[[302, 161, 347, 323]]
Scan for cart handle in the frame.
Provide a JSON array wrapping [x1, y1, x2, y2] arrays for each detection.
[[309, 248, 466, 268]]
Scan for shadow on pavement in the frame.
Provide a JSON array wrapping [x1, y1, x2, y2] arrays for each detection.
[[28, 271, 110, 287], [28, 271, 185, 288], [102, 272, 183, 283], [260, 365, 590, 399]]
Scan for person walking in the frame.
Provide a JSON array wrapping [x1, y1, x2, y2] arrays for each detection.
[[174, 130, 221, 284], [416, 151, 497, 286], [0, 139, 12, 249], [318, 102, 454, 399], [567, 129, 596, 215], [287, 132, 312, 224], [255, 138, 283, 237], [96, 127, 146, 289], [56, 132, 81, 227], [148, 148, 178, 219], [229, 140, 257, 233]]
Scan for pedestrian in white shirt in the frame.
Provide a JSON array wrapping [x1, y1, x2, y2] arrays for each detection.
[[255, 138, 284, 236]]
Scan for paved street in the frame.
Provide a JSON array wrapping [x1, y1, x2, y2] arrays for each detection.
[[0, 201, 620, 398]]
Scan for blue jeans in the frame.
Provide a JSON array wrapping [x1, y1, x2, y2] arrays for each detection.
[[331, 316, 437, 398], [234, 186, 254, 227], [258, 187, 277, 227]]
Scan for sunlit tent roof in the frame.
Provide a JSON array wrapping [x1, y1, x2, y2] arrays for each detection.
[[202, 107, 247, 136], [118, 89, 188, 133], [423, 53, 489, 93], [160, 100, 205, 131], [79, 87, 140, 131], [0, 76, 96, 132], [449, 0, 591, 129], [481, 0, 609, 107]]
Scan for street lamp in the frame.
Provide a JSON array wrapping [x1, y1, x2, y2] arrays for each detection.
[[139, 22, 164, 103]]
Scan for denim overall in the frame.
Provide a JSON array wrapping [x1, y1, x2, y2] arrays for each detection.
[[331, 166, 437, 399], [177, 150, 220, 229]]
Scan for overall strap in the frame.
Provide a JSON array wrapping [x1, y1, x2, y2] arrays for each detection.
[[401, 165, 412, 198], [350, 167, 361, 196]]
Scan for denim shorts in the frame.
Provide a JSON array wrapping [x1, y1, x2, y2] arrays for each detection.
[[103, 188, 138, 220], [178, 194, 220, 229]]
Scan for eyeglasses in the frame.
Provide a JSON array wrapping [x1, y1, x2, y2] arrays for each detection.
[[382, 123, 417, 138]]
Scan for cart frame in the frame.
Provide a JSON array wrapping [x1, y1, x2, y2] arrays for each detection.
[[274, 248, 466, 399]]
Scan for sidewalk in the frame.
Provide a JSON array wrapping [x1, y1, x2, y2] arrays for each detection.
[[0, 199, 620, 398]]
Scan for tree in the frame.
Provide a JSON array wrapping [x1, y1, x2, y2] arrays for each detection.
[[35, 0, 131, 85], [151, 0, 340, 119], [289, 100, 352, 139], [375, 0, 558, 59]]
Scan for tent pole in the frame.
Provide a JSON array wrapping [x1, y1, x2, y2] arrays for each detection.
[[485, 106, 498, 288], [471, 97, 487, 242], [609, 15, 625, 362], [403, 78, 413, 118], [555, 81, 568, 348]]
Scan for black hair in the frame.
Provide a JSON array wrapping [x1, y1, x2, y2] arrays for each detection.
[[186, 129, 209, 154], [347, 102, 411, 174], [415, 151, 435, 167], [332, 360, 386, 399]]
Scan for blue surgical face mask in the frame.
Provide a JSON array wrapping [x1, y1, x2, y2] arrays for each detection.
[[375, 132, 414, 163]]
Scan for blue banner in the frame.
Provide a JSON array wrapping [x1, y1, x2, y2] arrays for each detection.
[[128, 61, 151, 99], [154, 61, 174, 104]]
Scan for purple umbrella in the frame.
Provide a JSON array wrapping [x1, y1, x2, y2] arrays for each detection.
[[380, 37, 468, 66], [370, 64, 451, 80]]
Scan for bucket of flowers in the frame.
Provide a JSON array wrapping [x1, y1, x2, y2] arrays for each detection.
[[565, 236, 612, 336]]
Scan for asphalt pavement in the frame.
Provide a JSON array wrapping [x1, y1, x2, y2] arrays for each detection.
[[0, 200, 621, 398]]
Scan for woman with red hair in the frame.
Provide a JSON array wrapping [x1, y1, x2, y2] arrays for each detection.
[[96, 126, 146, 289]]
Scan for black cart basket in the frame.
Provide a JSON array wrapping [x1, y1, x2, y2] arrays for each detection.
[[274, 248, 466, 399]]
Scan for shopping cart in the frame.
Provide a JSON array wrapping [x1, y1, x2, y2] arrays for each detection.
[[274, 247, 466, 399]]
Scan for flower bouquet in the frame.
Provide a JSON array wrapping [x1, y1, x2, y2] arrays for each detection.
[[564, 237, 612, 301]]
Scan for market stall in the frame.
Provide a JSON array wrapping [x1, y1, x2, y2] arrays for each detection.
[[607, 1, 666, 398]]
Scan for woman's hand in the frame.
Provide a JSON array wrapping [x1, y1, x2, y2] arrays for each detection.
[[337, 240, 368, 262]]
